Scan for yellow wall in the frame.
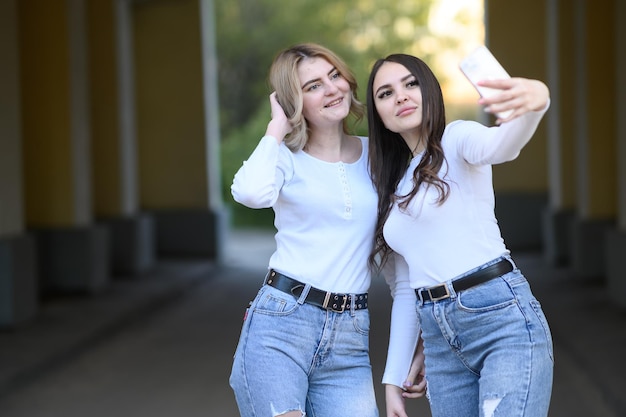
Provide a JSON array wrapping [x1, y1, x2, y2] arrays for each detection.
[[584, 1, 616, 218], [133, 0, 208, 209], [19, 0, 74, 227], [485, 0, 548, 193], [88, 0, 123, 218]]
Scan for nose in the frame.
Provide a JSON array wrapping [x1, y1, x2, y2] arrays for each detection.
[[325, 81, 339, 95], [396, 94, 408, 104]]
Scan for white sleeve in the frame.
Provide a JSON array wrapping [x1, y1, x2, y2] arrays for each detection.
[[381, 252, 420, 388], [455, 100, 550, 165], [231, 135, 288, 208]]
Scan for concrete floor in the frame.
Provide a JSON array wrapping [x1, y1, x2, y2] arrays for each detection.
[[0, 229, 624, 416]]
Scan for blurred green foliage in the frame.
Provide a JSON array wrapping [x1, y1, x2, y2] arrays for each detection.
[[215, 0, 477, 228]]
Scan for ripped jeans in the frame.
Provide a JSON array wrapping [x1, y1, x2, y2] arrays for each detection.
[[417, 258, 553, 417], [229, 284, 378, 417]]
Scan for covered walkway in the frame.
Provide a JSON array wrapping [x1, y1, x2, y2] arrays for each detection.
[[0, 229, 623, 416]]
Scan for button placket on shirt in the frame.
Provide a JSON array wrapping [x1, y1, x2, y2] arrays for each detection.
[[338, 163, 352, 219]]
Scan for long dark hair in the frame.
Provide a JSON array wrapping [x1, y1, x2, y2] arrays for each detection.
[[367, 54, 450, 271]]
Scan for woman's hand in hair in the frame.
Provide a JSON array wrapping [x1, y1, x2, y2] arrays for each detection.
[[266, 92, 293, 143], [478, 78, 550, 124]]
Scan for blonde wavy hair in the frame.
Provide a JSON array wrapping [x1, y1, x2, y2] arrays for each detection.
[[269, 43, 364, 152]]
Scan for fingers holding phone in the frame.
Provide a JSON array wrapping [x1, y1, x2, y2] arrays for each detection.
[[478, 78, 550, 123], [460, 46, 549, 124]]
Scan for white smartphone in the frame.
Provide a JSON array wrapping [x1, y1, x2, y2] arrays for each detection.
[[459, 46, 513, 119]]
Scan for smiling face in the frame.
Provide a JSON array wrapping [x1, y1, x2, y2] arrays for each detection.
[[297, 57, 352, 128], [372, 61, 423, 138]]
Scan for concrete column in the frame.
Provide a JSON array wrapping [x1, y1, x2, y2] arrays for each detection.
[[569, 0, 616, 281], [606, 0, 626, 308], [542, 0, 578, 265], [0, 0, 38, 327], [484, 0, 549, 251], [200, 0, 228, 263], [19, 0, 109, 294], [87, 0, 155, 276], [133, 0, 226, 259]]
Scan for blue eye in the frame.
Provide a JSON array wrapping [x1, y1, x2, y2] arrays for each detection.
[[307, 83, 321, 91]]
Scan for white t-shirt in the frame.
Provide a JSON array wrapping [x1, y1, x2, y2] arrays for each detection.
[[231, 135, 377, 294], [382, 104, 549, 388]]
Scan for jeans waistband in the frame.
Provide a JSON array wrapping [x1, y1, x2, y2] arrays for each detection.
[[416, 258, 514, 302], [265, 269, 368, 313]]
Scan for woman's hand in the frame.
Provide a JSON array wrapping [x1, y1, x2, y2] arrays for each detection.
[[386, 384, 409, 417], [265, 92, 293, 142], [386, 338, 427, 416], [402, 338, 426, 399], [478, 78, 550, 124]]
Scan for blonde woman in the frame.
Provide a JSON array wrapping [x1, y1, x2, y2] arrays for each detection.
[[229, 43, 379, 417]]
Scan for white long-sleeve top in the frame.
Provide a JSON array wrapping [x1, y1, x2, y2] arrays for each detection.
[[382, 104, 549, 388], [231, 135, 378, 293]]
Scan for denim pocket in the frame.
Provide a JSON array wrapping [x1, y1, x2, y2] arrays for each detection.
[[352, 309, 371, 336], [457, 277, 518, 312], [254, 286, 299, 316]]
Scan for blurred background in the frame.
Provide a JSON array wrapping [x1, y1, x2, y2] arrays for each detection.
[[1, 0, 490, 322], [0, 0, 624, 414]]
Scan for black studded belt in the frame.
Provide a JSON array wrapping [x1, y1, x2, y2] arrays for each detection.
[[416, 258, 514, 302], [265, 269, 368, 313]]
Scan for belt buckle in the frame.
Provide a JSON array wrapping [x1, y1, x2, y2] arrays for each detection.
[[428, 284, 450, 301], [323, 292, 348, 312]]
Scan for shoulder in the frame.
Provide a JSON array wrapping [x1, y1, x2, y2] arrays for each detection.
[[353, 135, 370, 160], [275, 141, 298, 181]]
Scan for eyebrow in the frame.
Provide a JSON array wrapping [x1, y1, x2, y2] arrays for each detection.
[[301, 67, 338, 90], [375, 73, 414, 96]]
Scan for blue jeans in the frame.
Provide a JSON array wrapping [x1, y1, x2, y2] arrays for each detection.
[[230, 283, 379, 417], [417, 257, 553, 417]]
